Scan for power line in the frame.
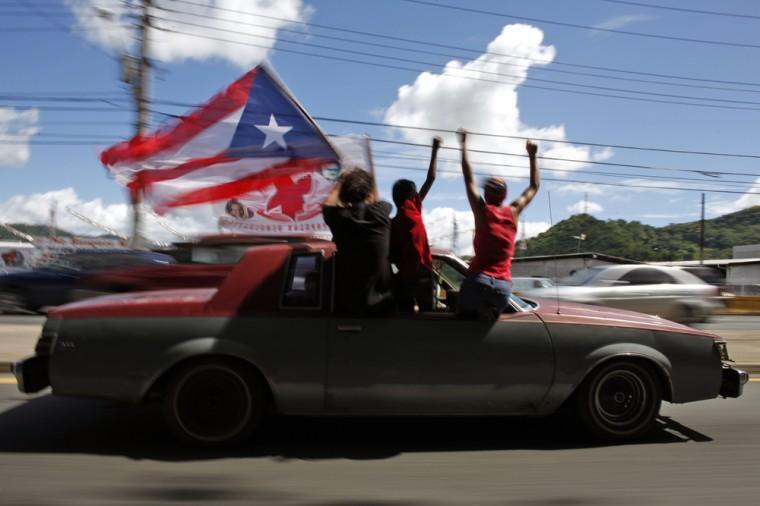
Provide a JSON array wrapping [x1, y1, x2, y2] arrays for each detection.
[[303, 115, 760, 160], [599, 0, 760, 20], [372, 163, 760, 196], [367, 138, 760, 178], [8, 95, 760, 162], [167, 0, 760, 88], [152, 26, 760, 112], [150, 3, 760, 95], [372, 152, 757, 188], [399, 0, 760, 49], [150, 14, 760, 108], [9, 0, 760, 89]]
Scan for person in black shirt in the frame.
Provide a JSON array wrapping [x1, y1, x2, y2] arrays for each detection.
[[323, 169, 394, 316]]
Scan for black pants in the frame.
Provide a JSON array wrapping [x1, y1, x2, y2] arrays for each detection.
[[396, 268, 435, 313]]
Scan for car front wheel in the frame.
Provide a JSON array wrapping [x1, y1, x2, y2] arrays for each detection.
[[163, 359, 265, 446], [575, 360, 662, 441]]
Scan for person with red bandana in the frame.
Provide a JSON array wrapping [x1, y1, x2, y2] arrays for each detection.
[[456, 129, 540, 320], [390, 136, 441, 312]]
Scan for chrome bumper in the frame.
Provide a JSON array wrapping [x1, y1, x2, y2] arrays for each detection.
[[720, 365, 749, 398], [11, 355, 49, 394]]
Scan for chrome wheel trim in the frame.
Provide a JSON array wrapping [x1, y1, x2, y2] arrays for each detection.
[[592, 369, 648, 429]]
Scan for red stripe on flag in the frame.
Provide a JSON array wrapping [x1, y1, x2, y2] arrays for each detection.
[[127, 153, 238, 190], [100, 68, 257, 168], [160, 158, 329, 210]]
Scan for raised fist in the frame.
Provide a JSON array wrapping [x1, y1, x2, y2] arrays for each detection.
[[526, 139, 538, 157], [457, 128, 467, 144]]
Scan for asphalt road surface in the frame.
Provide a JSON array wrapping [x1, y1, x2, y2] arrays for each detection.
[[0, 380, 757, 506]]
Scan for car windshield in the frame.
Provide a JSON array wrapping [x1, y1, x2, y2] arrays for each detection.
[[189, 245, 250, 264], [510, 293, 534, 310], [562, 267, 605, 286]]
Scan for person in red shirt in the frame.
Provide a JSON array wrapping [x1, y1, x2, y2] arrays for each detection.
[[456, 128, 540, 320], [390, 136, 441, 312]]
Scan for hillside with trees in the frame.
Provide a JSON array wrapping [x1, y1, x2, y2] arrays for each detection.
[[520, 205, 760, 261]]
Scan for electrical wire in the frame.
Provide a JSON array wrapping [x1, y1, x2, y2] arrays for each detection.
[[599, 0, 760, 20], [166, 0, 760, 88], [149, 3, 760, 95], [398, 0, 760, 49], [151, 26, 760, 112]]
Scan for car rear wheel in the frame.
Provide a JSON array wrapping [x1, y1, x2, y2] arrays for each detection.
[[575, 360, 662, 441], [163, 359, 265, 446]]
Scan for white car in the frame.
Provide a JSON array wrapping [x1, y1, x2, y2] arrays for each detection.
[[511, 277, 555, 295], [522, 264, 723, 323]]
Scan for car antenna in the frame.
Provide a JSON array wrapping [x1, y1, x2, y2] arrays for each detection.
[[547, 191, 561, 315]]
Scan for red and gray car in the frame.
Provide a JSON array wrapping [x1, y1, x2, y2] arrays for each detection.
[[13, 237, 748, 446]]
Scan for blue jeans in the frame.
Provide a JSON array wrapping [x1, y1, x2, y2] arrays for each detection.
[[457, 273, 512, 321]]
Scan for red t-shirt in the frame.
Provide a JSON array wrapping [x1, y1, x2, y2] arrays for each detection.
[[390, 194, 433, 282], [468, 204, 517, 281]]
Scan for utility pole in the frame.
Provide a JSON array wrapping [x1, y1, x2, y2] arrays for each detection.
[[125, 0, 152, 248], [451, 214, 459, 252], [583, 192, 588, 215], [699, 193, 705, 264]]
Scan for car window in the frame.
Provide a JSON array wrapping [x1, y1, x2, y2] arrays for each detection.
[[619, 267, 676, 285], [282, 253, 322, 308], [432, 258, 466, 290], [563, 267, 605, 286]]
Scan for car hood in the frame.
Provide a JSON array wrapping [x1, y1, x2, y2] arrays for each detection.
[[526, 296, 718, 338], [48, 288, 218, 318]]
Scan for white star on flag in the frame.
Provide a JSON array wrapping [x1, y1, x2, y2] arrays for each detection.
[[254, 114, 293, 149]]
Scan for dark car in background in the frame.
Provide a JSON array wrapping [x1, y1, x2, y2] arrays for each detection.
[[0, 249, 176, 313], [79, 235, 306, 297]]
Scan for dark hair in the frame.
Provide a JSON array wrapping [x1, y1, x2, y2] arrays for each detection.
[[226, 199, 243, 214], [483, 176, 507, 205], [392, 179, 417, 207], [339, 169, 375, 204]]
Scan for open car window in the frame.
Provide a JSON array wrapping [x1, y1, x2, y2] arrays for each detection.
[[432, 257, 466, 290], [282, 253, 323, 309], [619, 267, 676, 285]]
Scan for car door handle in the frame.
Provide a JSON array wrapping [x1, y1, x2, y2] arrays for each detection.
[[337, 325, 362, 332]]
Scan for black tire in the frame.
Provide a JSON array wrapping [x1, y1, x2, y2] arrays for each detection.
[[575, 360, 662, 442], [163, 359, 265, 446]]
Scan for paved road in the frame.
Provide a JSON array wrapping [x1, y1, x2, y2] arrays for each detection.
[[0, 381, 757, 505]]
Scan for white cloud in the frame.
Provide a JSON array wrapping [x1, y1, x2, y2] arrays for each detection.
[[707, 177, 760, 215], [555, 182, 606, 196], [66, 0, 312, 68], [0, 188, 218, 244], [592, 15, 652, 31], [384, 24, 611, 183], [0, 108, 39, 167], [423, 206, 549, 256], [567, 200, 603, 214]]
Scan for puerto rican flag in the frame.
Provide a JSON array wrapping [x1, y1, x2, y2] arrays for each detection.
[[100, 64, 341, 214]]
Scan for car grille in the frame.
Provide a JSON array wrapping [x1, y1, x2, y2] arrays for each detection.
[[34, 329, 58, 356]]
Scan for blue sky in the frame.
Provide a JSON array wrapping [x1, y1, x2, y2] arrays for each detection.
[[2, 0, 760, 249]]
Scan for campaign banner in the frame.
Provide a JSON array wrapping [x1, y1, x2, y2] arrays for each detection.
[[217, 134, 373, 236]]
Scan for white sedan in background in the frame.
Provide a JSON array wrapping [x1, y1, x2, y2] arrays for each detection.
[[521, 264, 724, 323]]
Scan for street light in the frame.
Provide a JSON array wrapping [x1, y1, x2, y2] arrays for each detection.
[[572, 233, 587, 253]]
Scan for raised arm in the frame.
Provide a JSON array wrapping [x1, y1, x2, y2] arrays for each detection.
[[457, 128, 484, 222], [511, 140, 540, 218], [323, 174, 343, 207], [418, 136, 441, 202]]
